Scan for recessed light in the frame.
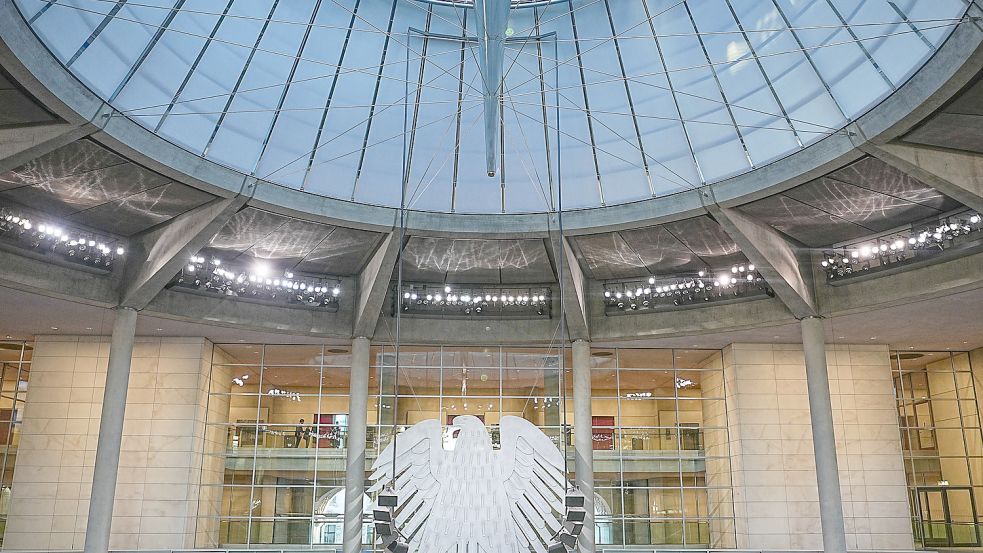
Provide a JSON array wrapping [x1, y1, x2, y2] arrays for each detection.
[[50, 326, 58, 331], [85, 327, 93, 331], [869, 337, 877, 340], [838, 336, 845, 339], [156, 328, 164, 332], [4, 335, 11, 339]]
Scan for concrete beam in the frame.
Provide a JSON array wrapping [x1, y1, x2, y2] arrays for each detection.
[[353, 231, 400, 338], [545, 234, 590, 341], [144, 284, 355, 338], [707, 202, 818, 319], [0, 247, 117, 306], [0, 120, 96, 173], [864, 141, 983, 214], [120, 188, 252, 309]]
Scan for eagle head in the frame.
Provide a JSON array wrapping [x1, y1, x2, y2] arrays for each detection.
[[451, 415, 492, 450]]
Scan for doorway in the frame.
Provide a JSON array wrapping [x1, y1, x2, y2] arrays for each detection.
[[916, 486, 980, 547]]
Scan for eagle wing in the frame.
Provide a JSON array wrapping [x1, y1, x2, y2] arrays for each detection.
[[368, 420, 445, 543], [498, 415, 566, 552]]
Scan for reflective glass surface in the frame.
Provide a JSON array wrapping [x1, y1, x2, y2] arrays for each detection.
[[0, 342, 31, 548], [14, 0, 968, 213], [202, 343, 732, 547], [893, 351, 983, 549]]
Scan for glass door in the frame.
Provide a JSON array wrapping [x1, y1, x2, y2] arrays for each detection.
[[917, 486, 980, 547]]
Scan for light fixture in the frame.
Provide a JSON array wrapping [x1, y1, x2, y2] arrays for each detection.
[[1, 205, 126, 270], [172, 253, 342, 310], [821, 210, 981, 281], [395, 283, 551, 318], [601, 266, 771, 314]]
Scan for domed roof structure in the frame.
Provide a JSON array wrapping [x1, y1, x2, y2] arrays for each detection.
[[13, 0, 969, 214]]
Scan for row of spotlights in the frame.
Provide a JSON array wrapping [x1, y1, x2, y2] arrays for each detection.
[[402, 291, 546, 304], [603, 266, 769, 312], [821, 212, 981, 280], [184, 256, 340, 296], [1, 208, 125, 269], [398, 284, 551, 316], [174, 254, 341, 308]]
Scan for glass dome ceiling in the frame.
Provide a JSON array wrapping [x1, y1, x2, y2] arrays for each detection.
[[14, 0, 969, 214]]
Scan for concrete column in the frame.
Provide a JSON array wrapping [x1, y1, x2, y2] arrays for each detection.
[[343, 337, 371, 553], [83, 306, 138, 553], [800, 316, 848, 553], [572, 339, 595, 553]]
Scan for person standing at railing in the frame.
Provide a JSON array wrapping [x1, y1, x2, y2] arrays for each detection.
[[294, 418, 311, 448]]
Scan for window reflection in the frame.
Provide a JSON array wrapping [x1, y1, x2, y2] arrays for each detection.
[[893, 351, 983, 548], [202, 344, 733, 547], [0, 341, 30, 549]]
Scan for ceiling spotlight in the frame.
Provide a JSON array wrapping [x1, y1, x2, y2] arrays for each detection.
[[444, 285, 452, 293], [648, 277, 655, 285], [332, 287, 340, 296], [253, 261, 270, 277]]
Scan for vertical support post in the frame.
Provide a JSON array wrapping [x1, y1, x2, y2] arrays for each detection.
[[572, 339, 595, 553], [801, 316, 848, 553], [83, 306, 138, 553], [343, 336, 371, 553]]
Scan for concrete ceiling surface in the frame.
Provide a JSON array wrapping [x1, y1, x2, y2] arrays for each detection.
[[904, 78, 983, 153], [0, 67, 53, 126], [204, 207, 385, 277], [571, 215, 747, 280], [0, 139, 216, 236], [738, 156, 965, 247], [400, 236, 555, 284]]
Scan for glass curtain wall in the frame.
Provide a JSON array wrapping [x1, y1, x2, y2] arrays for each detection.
[[893, 351, 983, 549], [0, 341, 30, 545], [586, 348, 734, 548], [202, 344, 358, 545], [202, 344, 733, 548]]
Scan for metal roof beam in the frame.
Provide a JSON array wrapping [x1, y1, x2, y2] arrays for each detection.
[[707, 198, 818, 319], [863, 141, 983, 215], [475, 0, 510, 177], [119, 182, 254, 309], [354, 231, 401, 338]]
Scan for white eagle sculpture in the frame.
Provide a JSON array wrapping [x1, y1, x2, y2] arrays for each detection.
[[368, 414, 566, 552]]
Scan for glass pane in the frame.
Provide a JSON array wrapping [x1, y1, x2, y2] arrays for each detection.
[[617, 349, 674, 369]]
